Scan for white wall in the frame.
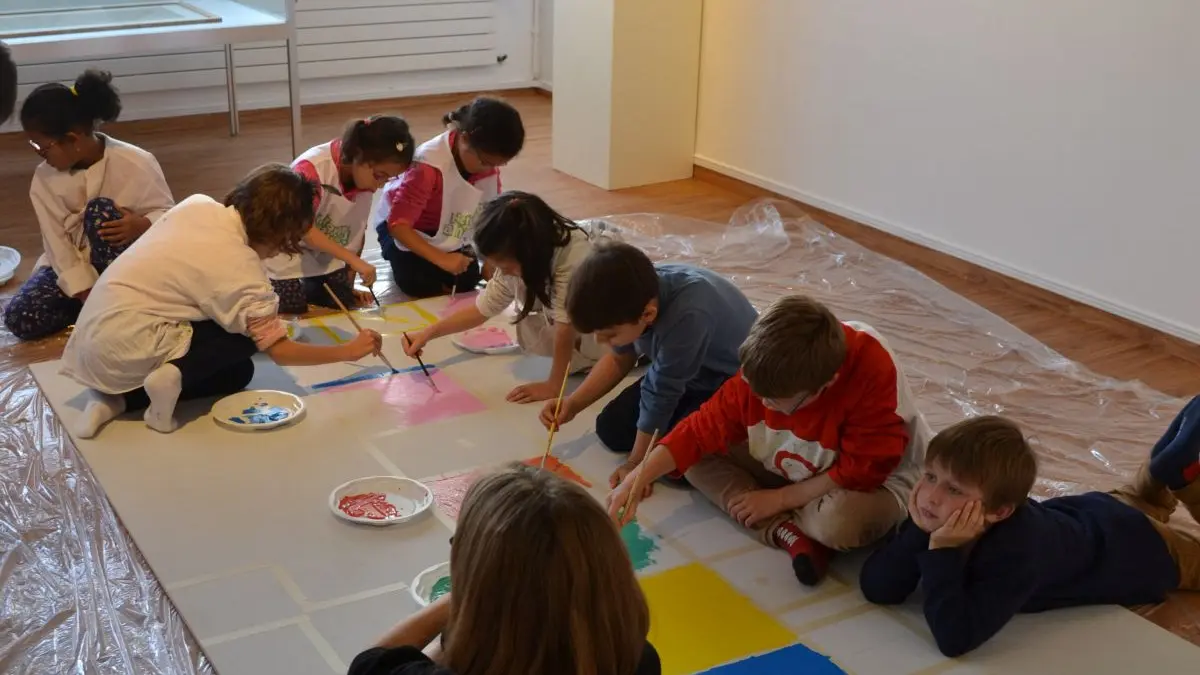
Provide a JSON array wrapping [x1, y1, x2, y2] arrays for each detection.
[[695, 0, 1200, 342], [4, 0, 536, 131], [536, 0, 553, 87]]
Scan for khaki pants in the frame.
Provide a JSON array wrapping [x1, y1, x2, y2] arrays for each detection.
[[685, 443, 906, 551], [1110, 463, 1200, 590], [515, 310, 604, 374]]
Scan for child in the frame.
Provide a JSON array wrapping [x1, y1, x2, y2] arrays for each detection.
[[349, 463, 661, 675], [3, 69, 175, 341], [610, 295, 930, 587], [264, 115, 414, 314], [373, 96, 524, 298], [859, 410, 1200, 657], [59, 164, 383, 439], [541, 241, 758, 489], [402, 191, 602, 403], [1, 41, 15, 123]]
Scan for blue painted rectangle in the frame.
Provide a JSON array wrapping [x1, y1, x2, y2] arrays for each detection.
[[697, 643, 846, 675]]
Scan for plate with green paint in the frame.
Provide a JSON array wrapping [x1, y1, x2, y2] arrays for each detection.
[[411, 561, 451, 606]]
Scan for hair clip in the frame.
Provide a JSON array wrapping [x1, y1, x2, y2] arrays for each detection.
[[69, 85, 78, 96], [396, 142, 406, 152]]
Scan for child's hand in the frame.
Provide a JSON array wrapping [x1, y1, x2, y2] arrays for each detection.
[[403, 330, 430, 358], [609, 460, 654, 498], [352, 289, 374, 308], [929, 500, 987, 549], [506, 379, 559, 404], [351, 259, 377, 287], [539, 397, 578, 430], [439, 252, 472, 275], [347, 329, 383, 360], [607, 466, 647, 526], [729, 489, 787, 527], [99, 208, 151, 247]]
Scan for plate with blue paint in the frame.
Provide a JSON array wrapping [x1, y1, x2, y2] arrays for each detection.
[[411, 561, 451, 606], [212, 390, 306, 431]]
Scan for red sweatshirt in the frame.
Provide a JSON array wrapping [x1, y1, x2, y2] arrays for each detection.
[[662, 322, 929, 501]]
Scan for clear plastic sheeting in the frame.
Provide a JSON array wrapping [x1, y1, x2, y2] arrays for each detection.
[[0, 199, 1196, 672]]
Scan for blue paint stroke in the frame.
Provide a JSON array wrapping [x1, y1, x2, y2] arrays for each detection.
[[310, 363, 436, 391], [229, 405, 292, 425], [697, 643, 846, 675]]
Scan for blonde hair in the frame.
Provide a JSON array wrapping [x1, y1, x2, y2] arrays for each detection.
[[443, 463, 650, 675]]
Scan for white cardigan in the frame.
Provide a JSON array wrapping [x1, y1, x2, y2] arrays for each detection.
[[30, 134, 174, 297]]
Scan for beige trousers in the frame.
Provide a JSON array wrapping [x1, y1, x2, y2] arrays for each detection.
[[1110, 463, 1200, 590], [515, 310, 604, 374], [685, 443, 906, 551]]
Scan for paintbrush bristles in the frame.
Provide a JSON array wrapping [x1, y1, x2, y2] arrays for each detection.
[[538, 369, 573, 470], [323, 282, 399, 374]]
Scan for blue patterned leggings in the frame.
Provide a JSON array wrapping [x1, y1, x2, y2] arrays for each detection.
[[3, 198, 126, 341]]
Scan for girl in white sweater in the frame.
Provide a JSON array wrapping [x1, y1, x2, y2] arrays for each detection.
[[61, 164, 383, 439], [3, 69, 175, 340]]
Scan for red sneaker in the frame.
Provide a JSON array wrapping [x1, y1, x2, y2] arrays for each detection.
[[772, 521, 831, 586]]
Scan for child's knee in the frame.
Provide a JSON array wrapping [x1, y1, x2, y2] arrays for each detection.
[[4, 296, 54, 341], [799, 492, 903, 551], [83, 198, 121, 227]]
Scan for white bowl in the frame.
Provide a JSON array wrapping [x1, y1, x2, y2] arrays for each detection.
[[0, 246, 20, 286], [329, 476, 433, 527], [211, 390, 305, 431], [411, 560, 451, 606]]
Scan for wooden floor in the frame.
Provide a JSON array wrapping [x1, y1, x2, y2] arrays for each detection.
[[1, 89, 1198, 642]]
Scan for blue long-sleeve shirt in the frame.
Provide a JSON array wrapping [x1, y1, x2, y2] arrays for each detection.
[[614, 264, 757, 435], [859, 492, 1178, 657]]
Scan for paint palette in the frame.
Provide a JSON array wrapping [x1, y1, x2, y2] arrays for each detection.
[[329, 476, 433, 526], [451, 325, 519, 354], [411, 561, 451, 606], [0, 245, 20, 285], [211, 391, 305, 431]]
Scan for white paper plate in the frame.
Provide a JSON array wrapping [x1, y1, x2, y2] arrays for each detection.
[[451, 325, 520, 355], [211, 390, 305, 431], [329, 476, 433, 526], [411, 560, 451, 606], [0, 246, 20, 285]]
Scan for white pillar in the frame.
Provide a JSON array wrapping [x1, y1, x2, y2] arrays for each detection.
[[551, 0, 703, 190]]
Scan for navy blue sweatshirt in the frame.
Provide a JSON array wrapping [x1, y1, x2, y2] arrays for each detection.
[[613, 264, 757, 436], [859, 492, 1178, 657]]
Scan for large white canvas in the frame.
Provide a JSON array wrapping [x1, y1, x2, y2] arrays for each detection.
[[28, 295, 1200, 674]]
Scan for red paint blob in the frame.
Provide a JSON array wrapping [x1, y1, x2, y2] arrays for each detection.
[[338, 492, 401, 520]]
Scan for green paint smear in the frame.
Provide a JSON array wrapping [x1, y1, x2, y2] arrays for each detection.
[[430, 576, 451, 601], [621, 519, 659, 571]]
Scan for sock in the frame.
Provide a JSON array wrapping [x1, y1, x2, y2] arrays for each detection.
[[1149, 395, 1200, 490], [771, 521, 831, 586], [76, 391, 126, 439], [143, 364, 183, 434]]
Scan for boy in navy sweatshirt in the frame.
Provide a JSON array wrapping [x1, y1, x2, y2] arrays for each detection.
[[539, 241, 757, 491], [860, 408, 1200, 657]]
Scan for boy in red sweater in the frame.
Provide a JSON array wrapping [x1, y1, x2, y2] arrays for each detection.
[[610, 295, 931, 585]]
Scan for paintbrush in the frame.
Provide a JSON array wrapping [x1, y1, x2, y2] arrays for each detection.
[[619, 428, 659, 521], [538, 369, 574, 469], [367, 286, 384, 315], [323, 282, 398, 374], [401, 331, 433, 381]]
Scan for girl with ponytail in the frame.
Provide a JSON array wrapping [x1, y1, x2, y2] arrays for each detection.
[[263, 115, 414, 313], [372, 96, 525, 299], [4, 69, 175, 341], [402, 191, 603, 404]]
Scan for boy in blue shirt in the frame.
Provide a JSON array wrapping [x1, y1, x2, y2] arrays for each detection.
[[539, 241, 757, 491], [860, 406, 1200, 657]]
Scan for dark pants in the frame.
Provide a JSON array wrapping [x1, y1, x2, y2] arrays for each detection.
[[596, 377, 720, 453], [381, 236, 481, 299], [122, 320, 257, 411], [3, 198, 125, 340], [271, 266, 356, 315]]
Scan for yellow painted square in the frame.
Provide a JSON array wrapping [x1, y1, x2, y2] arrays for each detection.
[[639, 563, 796, 675], [307, 301, 438, 344]]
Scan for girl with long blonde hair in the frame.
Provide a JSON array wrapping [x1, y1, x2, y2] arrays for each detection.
[[349, 462, 661, 675]]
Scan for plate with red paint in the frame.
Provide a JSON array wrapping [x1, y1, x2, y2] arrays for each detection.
[[329, 476, 433, 526]]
